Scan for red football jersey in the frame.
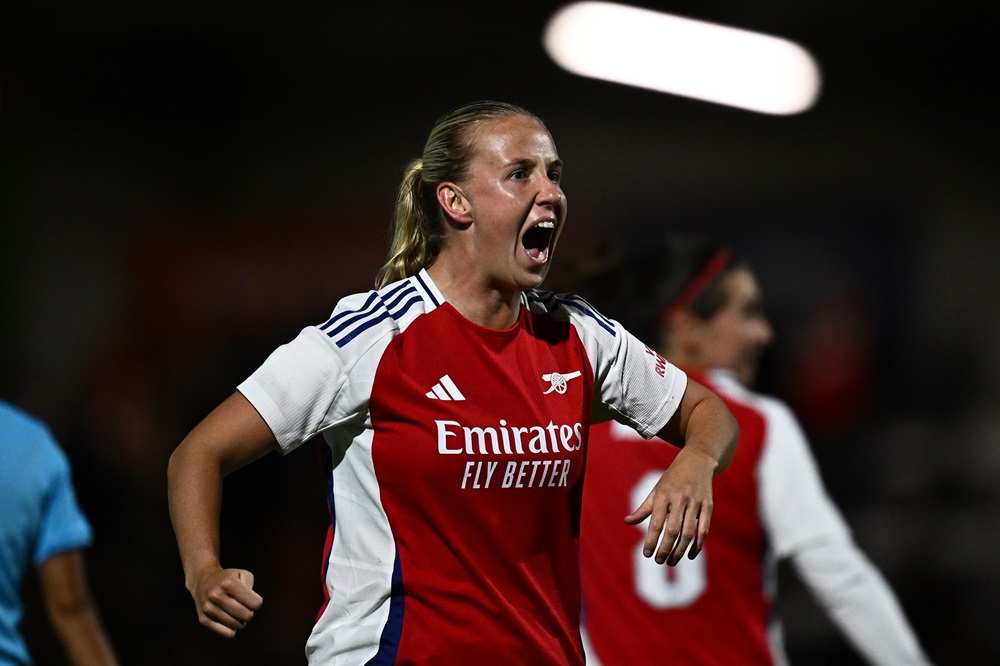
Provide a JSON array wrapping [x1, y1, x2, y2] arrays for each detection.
[[580, 370, 772, 665], [240, 270, 687, 664]]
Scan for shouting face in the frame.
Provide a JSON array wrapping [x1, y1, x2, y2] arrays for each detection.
[[440, 114, 567, 295]]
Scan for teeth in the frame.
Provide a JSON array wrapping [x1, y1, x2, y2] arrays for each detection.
[[536, 221, 556, 229]]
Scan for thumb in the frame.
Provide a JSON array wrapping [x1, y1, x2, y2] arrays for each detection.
[[232, 569, 263, 611], [236, 569, 256, 590], [624, 498, 652, 525]]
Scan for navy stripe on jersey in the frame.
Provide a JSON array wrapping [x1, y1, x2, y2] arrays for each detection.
[[334, 283, 424, 348], [323, 281, 411, 335], [334, 291, 424, 348], [364, 548, 405, 666], [320, 291, 381, 335], [386, 293, 422, 322], [383, 287, 425, 326], [413, 271, 440, 307], [323, 281, 424, 348], [335, 310, 391, 348], [527, 290, 617, 337]]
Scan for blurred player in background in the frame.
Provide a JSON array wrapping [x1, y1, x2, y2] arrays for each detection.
[[0, 400, 119, 666], [576, 236, 932, 665], [168, 101, 737, 664]]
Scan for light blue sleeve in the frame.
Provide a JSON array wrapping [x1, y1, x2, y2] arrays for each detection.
[[33, 436, 93, 565]]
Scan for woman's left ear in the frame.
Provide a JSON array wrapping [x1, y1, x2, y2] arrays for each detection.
[[437, 183, 473, 225]]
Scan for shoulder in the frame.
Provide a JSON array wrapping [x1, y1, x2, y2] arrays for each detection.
[[523, 289, 618, 339], [705, 372, 813, 468], [743, 391, 801, 438], [706, 370, 799, 426], [318, 273, 442, 350], [0, 401, 69, 488], [0, 401, 62, 455], [1, 399, 44, 434]]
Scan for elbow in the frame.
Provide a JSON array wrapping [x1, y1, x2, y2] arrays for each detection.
[[167, 437, 209, 496], [166, 441, 188, 489], [49, 594, 98, 627]]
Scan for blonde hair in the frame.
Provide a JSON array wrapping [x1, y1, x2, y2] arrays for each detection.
[[374, 100, 544, 288]]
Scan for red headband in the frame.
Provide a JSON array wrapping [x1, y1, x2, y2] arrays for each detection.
[[660, 248, 732, 325]]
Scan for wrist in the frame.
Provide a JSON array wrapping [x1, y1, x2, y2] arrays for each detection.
[[183, 555, 222, 592], [676, 444, 720, 473]]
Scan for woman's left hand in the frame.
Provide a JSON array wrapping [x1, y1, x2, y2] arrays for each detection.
[[624, 446, 717, 566]]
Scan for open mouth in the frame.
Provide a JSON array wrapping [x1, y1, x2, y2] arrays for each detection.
[[522, 221, 556, 263]]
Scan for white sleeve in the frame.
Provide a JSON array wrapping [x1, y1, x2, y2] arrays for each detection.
[[758, 398, 851, 555], [555, 294, 686, 438], [237, 288, 397, 454], [758, 398, 931, 665]]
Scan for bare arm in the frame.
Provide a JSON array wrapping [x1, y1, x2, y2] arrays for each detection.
[[626, 378, 738, 566], [167, 391, 278, 638], [38, 549, 119, 666]]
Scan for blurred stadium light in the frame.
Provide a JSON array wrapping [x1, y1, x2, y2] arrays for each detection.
[[543, 1, 822, 115]]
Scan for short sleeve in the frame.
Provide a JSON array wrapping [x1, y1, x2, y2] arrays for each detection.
[[546, 293, 687, 438], [33, 436, 92, 565], [238, 285, 412, 454]]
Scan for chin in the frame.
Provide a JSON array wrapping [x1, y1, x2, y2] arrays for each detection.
[[511, 261, 550, 289], [525, 267, 551, 290]]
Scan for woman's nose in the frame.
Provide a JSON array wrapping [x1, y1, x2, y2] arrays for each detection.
[[756, 316, 775, 345], [536, 175, 562, 204]]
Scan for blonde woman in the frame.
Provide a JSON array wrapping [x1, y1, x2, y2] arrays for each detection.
[[168, 101, 737, 665]]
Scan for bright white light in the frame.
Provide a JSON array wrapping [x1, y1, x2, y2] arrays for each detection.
[[544, 1, 821, 115]]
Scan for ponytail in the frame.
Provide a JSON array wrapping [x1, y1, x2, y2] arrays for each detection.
[[375, 159, 443, 288]]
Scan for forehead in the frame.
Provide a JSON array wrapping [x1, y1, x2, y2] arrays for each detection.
[[468, 115, 559, 163], [721, 267, 762, 303]]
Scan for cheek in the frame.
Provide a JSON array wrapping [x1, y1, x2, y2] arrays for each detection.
[[700, 329, 733, 361], [712, 327, 749, 361], [732, 328, 761, 358]]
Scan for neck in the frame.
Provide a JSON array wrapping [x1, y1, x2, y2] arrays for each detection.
[[663, 347, 749, 386], [662, 345, 709, 377], [427, 262, 521, 330]]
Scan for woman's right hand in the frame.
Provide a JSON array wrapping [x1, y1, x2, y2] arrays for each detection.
[[189, 566, 263, 638]]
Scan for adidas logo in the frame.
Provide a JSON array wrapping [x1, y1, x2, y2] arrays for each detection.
[[426, 374, 466, 401]]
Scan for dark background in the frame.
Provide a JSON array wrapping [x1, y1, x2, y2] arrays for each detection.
[[1, 1, 996, 663]]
